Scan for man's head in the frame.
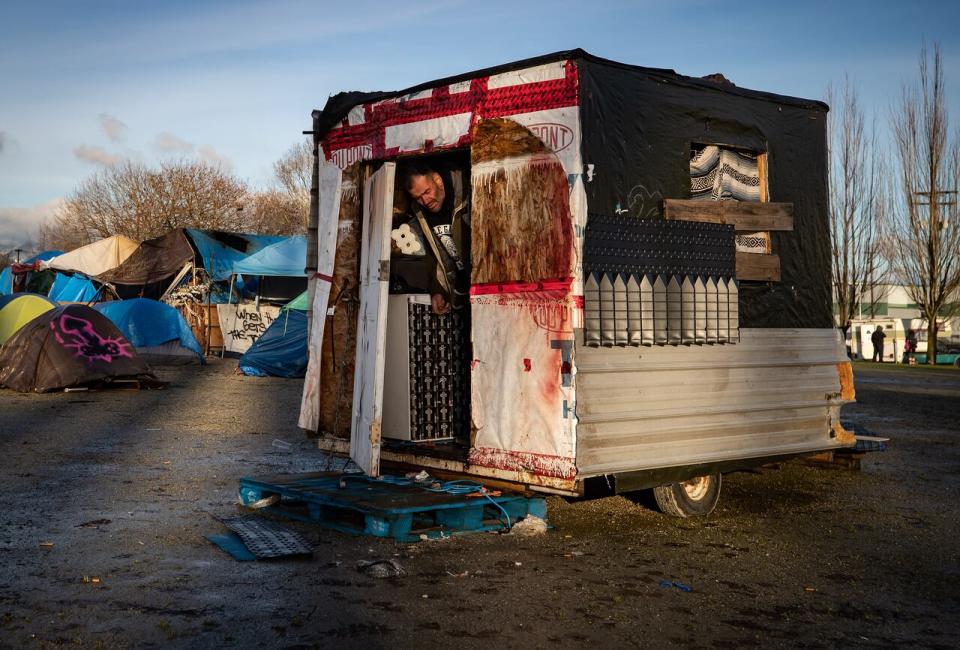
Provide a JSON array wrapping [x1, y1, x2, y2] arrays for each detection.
[[403, 163, 446, 213]]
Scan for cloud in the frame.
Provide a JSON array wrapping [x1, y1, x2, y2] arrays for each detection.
[[155, 131, 194, 153], [0, 199, 63, 250], [198, 145, 233, 172], [0, 131, 6, 153], [73, 144, 121, 166], [98, 113, 127, 142]]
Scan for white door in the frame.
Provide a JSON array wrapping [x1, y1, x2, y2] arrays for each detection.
[[350, 162, 395, 475], [298, 159, 342, 432]]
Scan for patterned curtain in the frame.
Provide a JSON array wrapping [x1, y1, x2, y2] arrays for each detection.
[[690, 145, 769, 254]]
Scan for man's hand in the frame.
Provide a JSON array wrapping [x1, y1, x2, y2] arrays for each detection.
[[431, 293, 450, 315]]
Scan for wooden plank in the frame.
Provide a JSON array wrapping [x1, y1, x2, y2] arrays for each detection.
[[350, 162, 395, 477], [298, 160, 343, 432], [663, 199, 794, 231], [757, 153, 770, 202], [736, 252, 781, 282]]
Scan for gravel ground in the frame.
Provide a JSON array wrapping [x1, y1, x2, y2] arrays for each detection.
[[0, 359, 957, 648]]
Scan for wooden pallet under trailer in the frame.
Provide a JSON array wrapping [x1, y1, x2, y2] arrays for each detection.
[[238, 472, 547, 543]]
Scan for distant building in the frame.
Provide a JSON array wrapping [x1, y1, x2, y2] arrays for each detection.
[[833, 283, 960, 361]]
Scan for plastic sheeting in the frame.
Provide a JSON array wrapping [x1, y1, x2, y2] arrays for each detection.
[[94, 298, 204, 362], [45, 235, 139, 277], [238, 310, 308, 377], [231, 237, 307, 277], [576, 56, 831, 328], [185, 229, 285, 281], [48, 273, 100, 302], [98, 230, 195, 285]]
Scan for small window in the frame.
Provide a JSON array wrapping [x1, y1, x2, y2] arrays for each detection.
[[690, 144, 770, 254]]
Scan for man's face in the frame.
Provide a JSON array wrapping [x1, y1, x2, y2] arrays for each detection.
[[407, 173, 445, 213]]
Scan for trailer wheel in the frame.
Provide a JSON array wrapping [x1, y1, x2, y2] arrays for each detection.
[[651, 473, 721, 517]]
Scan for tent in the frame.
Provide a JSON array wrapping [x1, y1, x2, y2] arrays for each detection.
[[0, 293, 58, 344], [231, 236, 307, 277], [0, 292, 56, 311], [284, 290, 309, 312], [45, 235, 139, 277], [0, 251, 62, 295], [95, 298, 204, 363], [48, 273, 100, 302], [0, 304, 159, 392], [237, 308, 307, 377]]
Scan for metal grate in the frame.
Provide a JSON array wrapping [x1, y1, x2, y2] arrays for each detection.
[[218, 515, 313, 559], [407, 303, 470, 441]]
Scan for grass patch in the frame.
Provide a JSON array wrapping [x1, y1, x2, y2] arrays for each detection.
[[852, 360, 958, 373]]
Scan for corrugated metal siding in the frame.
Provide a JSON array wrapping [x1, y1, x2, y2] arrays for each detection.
[[574, 328, 850, 477]]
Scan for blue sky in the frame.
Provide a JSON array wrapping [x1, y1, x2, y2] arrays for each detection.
[[2, 0, 959, 249]]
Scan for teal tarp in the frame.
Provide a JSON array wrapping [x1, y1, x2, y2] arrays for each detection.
[[283, 290, 309, 311]]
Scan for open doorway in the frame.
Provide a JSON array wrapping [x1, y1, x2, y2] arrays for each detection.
[[380, 150, 472, 461]]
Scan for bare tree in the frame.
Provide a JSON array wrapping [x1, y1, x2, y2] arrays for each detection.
[[274, 139, 312, 197], [271, 139, 311, 221], [828, 77, 889, 333], [242, 190, 308, 235], [40, 159, 249, 250], [890, 44, 960, 364]]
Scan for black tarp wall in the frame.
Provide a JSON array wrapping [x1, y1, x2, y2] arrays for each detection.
[[577, 57, 832, 329]]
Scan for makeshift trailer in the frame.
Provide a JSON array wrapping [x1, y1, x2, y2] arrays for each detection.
[[298, 50, 855, 516]]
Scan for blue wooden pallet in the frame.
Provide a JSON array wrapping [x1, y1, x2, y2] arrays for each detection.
[[238, 472, 547, 543]]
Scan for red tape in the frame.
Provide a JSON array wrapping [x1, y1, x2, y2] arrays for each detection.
[[470, 278, 572, 295], [313, 272, 334, 283]]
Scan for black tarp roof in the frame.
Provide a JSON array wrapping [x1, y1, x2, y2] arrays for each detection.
[[311, 49, 827, 141]]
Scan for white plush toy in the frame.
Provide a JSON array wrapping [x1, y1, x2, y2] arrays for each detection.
[[391, 223, 425, 256]]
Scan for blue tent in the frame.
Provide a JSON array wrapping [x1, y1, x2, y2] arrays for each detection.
[[231, 236, 307, 278], [95, 298, 204, 363], [238, 309, 307, 377], [0, 250, 62, 295], [48, 273, 100, 302]]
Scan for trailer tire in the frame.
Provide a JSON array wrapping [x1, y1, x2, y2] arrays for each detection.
[[652, 473, 721, 518]]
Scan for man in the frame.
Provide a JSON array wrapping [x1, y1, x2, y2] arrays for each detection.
[[871, 325, 886, 362], [402, 163, 470, 314]]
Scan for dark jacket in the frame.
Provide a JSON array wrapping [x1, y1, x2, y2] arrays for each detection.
[[409, 200, 471, 307], [871, 328, 886, 346]]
